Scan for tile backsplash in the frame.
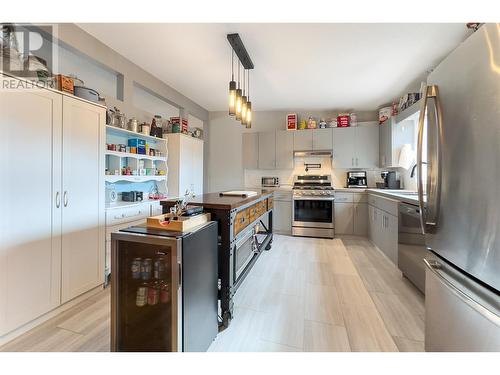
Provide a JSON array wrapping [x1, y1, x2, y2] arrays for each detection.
[[244, 157, 394, 189]]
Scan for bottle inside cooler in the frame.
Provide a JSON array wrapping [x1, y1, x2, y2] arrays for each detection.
[[116, 241, 174, 351]]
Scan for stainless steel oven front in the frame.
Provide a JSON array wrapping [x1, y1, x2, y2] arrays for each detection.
[[233, 226, 258, 283], [292, 196, 335, 238]]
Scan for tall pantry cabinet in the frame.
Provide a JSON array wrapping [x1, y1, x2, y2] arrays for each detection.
[[166, 133, 204, 198], [61, 96, 105, 303], [0, 77, 105, 337]]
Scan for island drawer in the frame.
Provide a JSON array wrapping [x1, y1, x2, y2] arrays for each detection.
[[234, 208, 250, 235], [259, 200, 267, 215], [248, 204, 259, 223], [267, 197, 274, 210]]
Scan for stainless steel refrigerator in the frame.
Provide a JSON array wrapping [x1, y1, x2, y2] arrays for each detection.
[[417, 23, 500, 351]]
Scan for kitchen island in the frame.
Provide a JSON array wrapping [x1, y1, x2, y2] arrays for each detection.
[[160, 190, 274, 328]]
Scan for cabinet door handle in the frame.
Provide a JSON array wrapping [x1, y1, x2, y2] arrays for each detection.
[[356, 158, 359, 166], [55, 191, 61, 208], [63, 191, 68, 207], [352, 157, 354, 166]]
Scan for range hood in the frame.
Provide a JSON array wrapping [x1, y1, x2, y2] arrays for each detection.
[[293, 150, 333, 158]]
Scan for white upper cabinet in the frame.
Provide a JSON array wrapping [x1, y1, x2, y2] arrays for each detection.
[[167, 134, 204, 197], [275, 130, 294, 169], [242, 133, 258, 169], [379, 118, 415, 168], [312, 128, 333, 150], [258, 131, 276, 169], [293, 129, 313, 150], [356, 123, 379, 168], [333, 123, 379, 169], [333, 127, 357, 168], [0, 87, 63, 335], [61, 95, 105, 303]]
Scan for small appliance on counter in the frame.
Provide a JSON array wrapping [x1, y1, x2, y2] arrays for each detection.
[[261, 177, 280, 188], [122, 191, 144, 202], [381, 171, 401, 189], [346, 171, 367, 188]]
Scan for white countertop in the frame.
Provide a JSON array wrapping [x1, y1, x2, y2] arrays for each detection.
[[245, 185, 293, 192], [245, 186, 422, 205], [105, 199, 163, 210], [333, 187, 422, 205]]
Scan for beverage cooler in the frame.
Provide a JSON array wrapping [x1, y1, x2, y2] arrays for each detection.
[[110, 222, 218, 352]]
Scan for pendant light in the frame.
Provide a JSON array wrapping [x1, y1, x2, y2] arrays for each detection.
[[235, 60, 242, 121], [241, 68, 248, 125], [228, 50, 236, 116], [245, 69, 252, 129]]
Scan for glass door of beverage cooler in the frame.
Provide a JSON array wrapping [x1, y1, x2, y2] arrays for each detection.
[[111, 233, 181, 352]]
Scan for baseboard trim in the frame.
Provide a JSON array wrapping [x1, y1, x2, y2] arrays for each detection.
[[0, 284, 104, 348]]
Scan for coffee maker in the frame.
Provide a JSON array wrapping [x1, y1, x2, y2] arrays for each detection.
[[380, 171, 401, 189], [346, 171, 367, 188]]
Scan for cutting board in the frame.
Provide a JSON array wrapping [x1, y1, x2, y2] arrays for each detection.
[[147, 213, 211, 232], [219, 191, 258, 198]]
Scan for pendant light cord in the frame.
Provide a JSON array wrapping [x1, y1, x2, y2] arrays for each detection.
[[231, 50, 234, 80], [243, 67, 246, 95], [248, 70, 250, 100]]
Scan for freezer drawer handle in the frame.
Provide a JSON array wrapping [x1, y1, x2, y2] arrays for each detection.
[[424, 259, 500, 326]]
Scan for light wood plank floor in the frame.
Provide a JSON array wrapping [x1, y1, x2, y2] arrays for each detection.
[[0, 235, 425, 352]]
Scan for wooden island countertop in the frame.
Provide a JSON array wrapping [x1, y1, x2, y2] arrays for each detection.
[[160, 189, 274, 328], [160, 190, 274, 211]]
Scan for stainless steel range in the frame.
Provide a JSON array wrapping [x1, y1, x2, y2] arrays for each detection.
[[292, 175, 334, 239]]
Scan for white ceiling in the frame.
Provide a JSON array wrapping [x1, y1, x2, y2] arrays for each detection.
[[78, 23, 469, 112]]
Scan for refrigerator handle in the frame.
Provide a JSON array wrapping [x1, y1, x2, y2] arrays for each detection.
[[417, 90, 427, 233], [417, 85, 442, 233], [424, 259, 500, 326]]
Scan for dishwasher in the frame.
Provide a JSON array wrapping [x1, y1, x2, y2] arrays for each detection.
[[398, 202, 434, 294]]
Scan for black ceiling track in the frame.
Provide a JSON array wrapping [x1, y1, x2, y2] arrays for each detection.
[[227, 33, 254, 69]]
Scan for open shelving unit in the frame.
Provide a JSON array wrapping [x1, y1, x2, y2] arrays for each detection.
[[105, 125, 169, 201], [106, 124, 168, 144]]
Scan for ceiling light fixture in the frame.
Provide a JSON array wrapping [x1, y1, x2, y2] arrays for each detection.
[[235, 60, 242, 121], [246, 69, 252, 129], [228, 50, 236, 116], [241, 68, 248, 125], [227, 33, 254, 126]]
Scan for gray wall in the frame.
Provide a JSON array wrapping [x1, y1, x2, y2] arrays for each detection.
[[47, 24, 211, 193], [207, 110, 377, 192]]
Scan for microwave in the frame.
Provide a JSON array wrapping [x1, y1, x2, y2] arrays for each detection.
[[261, 177, 280, 187]]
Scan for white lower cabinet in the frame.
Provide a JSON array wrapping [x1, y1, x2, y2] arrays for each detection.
[[274, 200, 292, 233], [353, 203, 368, 236], [334, 192, 367, 235], [334, 202, 354, 235], [368, 194, 399, 265], [273, 191, 292, 234], [104, 202, 159, 280], [0, 78, 105, 337]]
